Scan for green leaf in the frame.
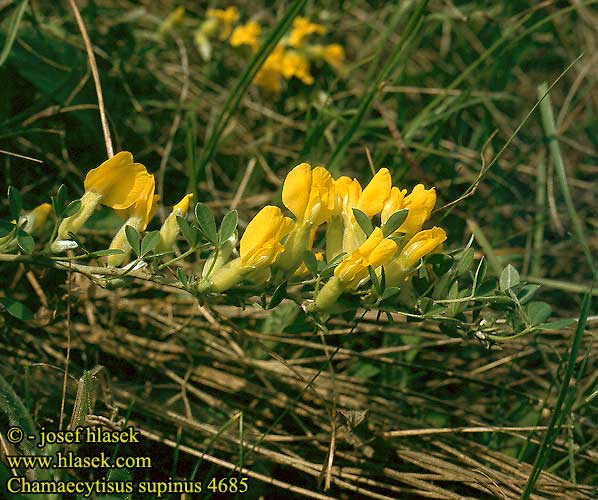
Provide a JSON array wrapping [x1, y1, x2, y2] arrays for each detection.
[[268, 281, 287, 309], [219, 209, 238, 243], [176, 267, 188, 287], [0, 220, 15, 237], [426, 253, 453, 276], [499, 264, 520, 292], [141, 230, 161, 257], [62, 199, 82, 218], [455, 247, 474, 277], [382, 208, 409, 237], [518, 284, 541, 305], [8, 186, 22, 220], [176, 215, 198, 247], [527, 301, 552, 326], [52, 184, 68, 217], [536, 319, 577, 330], [368, 266, 381, 293], [124, 225, 141, 257], [302, 250, 318, 276], [85, 249, 125, 258], [352, 208, 373, 237], [0, 297, 33, 320], [195, 203, 218, 244], [381, 287, 400, 301], [16, 229, 34, 254]]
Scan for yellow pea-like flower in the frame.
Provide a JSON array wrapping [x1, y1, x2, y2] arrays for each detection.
[[281, 51, 314, 85], [230, 21, 261, 51], [381, 184, 436, 235], [52, 152, 153, 250], [107, 174, 159, 266], [205, 206, 294, 293], [310, 43, 345, 71], [315, 227, 397, 311], [254, 45, 286, 92], [288, 16, 326, 47], [327, 168, 392, 257], [334, 228, 397, 288], [282, 163, 333, 227], [278, 163, 333, 272], [395, 226, 447, 272], [22, 203, 52, 237], [240, 206, 294, 268], [206, 6, 239, 40], [156, 193, 194, 254]]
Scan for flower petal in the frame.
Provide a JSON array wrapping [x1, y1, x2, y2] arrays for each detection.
[[282, 163, 312, 221], [357, 167, 392, 217]]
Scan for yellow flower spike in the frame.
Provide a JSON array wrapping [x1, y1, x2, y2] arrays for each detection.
[[52, 152, 153, 250], [205, 206, 294, 292], [288, 16, 326, 47], [281, 51, 314, 85], [397, 184, 437, 234], [206, 6, 239, 40], [230, 21, 261, 51], [156, 193, 194, 254], [395, 227, 447, 272]]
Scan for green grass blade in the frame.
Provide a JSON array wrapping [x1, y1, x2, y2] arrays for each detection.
[[0, 372, 37, 455], [520, 291, 591, 499], [0, 0, 28, 67], [327, 0, 429, 173], [195, 0, 307, 188], [537, 82, 598, 281]]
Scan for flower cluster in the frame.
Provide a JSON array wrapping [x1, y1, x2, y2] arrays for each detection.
[[200, 162, 447, 312], [4, 153, 446, 317], [191, 8, 345, 92], [49, 152, 193, 265]]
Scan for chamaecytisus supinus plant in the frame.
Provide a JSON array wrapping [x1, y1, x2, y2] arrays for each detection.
[[1, 152, 554, 343]]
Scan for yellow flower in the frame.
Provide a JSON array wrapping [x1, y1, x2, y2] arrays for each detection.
[[240, 206, 294, 268], [334, 227, 397, 288], [381, 184, 436, 235], [281, 51, 314, 85], [108, 174, 158, 266], [156, 193, 194, 253], [22, 203, 52, 237], [230, 21, 261, 50], [254, 45, 286, 92], [315, 227, 397, 311], [395, 227, 447, 271], [206, 6, 239, 40], [113, 176, 158, 232], [310, 43, 345, 71], [278, 163, 333, 271], [328, 168, 392, 255], [52, 152, 153, 249], [288, 16, 326, 47], [205, 206, 294, 292], [282, 163, 334, 226]]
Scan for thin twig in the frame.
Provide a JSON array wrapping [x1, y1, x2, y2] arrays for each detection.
[[67, 0, 113, 158]]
